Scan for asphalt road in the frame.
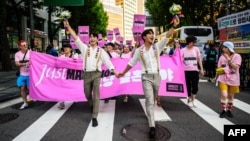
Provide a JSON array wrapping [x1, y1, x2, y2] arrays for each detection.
[[0, 79, 250, 141]]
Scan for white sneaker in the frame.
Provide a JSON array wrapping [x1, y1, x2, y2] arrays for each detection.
[[19, 103, 28, 110], [58, 102, 65, 109], [192, 100, 197, 107]]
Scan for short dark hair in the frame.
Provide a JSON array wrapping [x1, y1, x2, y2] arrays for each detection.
[[141, 29, 154, 42], [62, 44, 72, 51], [90, 32, 98, 38], [106, 42, 115, 47], [209, 43, 215, 48], [186, 35, 197, 44]]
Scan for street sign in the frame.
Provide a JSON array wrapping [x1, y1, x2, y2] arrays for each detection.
[[44, 0, 84, 6]]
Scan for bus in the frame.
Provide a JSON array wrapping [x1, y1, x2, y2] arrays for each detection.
[[157, 26, 214, 59]]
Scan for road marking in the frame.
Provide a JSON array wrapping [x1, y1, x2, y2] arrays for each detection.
[[83, 100, 116, 141], [234, 99, 250, 114], [139, 99, 172, 121], [0, 97, 22, 109], [180, 99, 233, 134], [199, 79, 208, 82], [13, 102, 73, 141]]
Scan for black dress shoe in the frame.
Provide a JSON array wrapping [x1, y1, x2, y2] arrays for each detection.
[[219, 110, 227, 118], [92, 118, 98, 127], [149, 127, 156, 139]]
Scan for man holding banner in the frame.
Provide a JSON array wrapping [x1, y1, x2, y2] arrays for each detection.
[[117, 25, 177, 138], [63, 20, 118, 127]]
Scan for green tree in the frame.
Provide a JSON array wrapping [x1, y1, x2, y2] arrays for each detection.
[[0, 0, 43, 71], [145, 0, 249, 34], [64, 0, 108, 36], [0, 0, 12, 71]]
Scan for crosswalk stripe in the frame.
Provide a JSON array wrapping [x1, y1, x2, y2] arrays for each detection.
[[180, 99, 234, 134], [13, 102, 73, 141], [234, 99, 250, 114], [199, 79, 208, 82], [139, 99, 172, 121], [0, 97, 22, 109], [83, 100, 116, 141]]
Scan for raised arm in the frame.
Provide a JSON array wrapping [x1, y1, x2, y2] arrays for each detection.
[[63, 20, 78, 41]]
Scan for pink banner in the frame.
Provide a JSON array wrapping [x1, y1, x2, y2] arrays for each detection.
[[29, 49, 187, 102], [106, 30, 113, 42], [78, 26, 89, 45]]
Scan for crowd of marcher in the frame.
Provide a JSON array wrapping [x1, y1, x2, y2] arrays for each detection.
[[14, 18, 242, 139]]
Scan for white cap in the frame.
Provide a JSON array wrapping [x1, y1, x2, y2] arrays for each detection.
[[223, 41, 234, 53]]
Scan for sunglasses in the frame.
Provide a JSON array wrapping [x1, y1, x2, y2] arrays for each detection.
[[21, 44, 27, 46]]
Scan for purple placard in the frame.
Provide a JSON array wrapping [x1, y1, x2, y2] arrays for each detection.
[[132, 28, 143, 42], [78, 26, 89, 45], [98, 34, 103, 41], [113, 27, 122, 41], [70, 36, 77, 49], [133, 14, 146, 27], [106, 30, 113, 42], [126, 40, 132, 46], [98, 40, 105, 47], [132, 14, 146, 42]]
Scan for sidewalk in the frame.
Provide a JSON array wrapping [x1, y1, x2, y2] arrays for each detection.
[[0, 71, 20, 102]]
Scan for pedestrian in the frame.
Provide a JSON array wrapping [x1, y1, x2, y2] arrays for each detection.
[[181, 35, 204, 107], [205, 43, 217, 82], [117, 26, 176, 139], [217, 41, 242, 118], [169, 38, 181, 56], [46, 44, 58, 57], [120, 44, 132, 103], [57, 44, 77, 109], [104, 42, 120, 103], [15, 40, 31, 109], [63, 20, 118, 127]]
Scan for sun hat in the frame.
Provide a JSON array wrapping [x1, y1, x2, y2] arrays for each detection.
[[223, 41, 234, 53]]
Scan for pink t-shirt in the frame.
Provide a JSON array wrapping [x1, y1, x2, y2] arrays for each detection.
[[110, 51, 120, 58], [120, 52, 132, 58], [15, 50, 31, 76], [217, 53, 242, 86], [181, 47, 200, 71]]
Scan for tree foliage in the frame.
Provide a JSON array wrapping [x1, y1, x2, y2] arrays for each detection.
[[63, 0, 108, 36], [145, 0, 249, 34], [0, 0, 12, 71]]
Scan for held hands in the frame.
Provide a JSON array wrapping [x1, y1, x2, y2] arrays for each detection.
[[116, 72, 125, 78]]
